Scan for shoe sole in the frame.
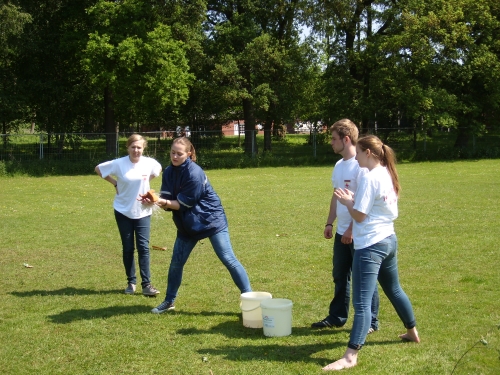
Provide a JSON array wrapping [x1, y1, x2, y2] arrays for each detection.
[[143, 291, 161, 296], [151, 307, 175, 314], [311, 321, 342, 329]]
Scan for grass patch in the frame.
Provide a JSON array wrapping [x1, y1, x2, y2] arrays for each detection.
[[1, 161, 500, 374]]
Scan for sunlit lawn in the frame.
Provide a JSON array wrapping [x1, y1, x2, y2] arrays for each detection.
[[1, 160, 499, 374]]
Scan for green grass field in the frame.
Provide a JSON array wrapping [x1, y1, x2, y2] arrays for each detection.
[[1, 160, 500, 374]]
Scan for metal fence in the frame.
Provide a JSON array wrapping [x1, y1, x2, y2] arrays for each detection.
[[0, 127, 498, 165], [0, 130, 270, 162]]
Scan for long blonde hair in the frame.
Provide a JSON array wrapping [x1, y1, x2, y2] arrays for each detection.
[[172, 136, 197, 162], [357, 135, 401, 196]]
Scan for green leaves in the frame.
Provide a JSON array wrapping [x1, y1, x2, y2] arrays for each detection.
[[82, 0, 193, 122]]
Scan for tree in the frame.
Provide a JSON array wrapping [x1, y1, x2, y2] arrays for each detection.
[[373, 0, 500, 146], [306, 0, 500, 149], [205, 0, 316, 154], [210, 33, 285, 154], [0, 2, 31, 139], [15, 0, 99, 156], [305, 0, 388, 128], [443, 0, 500, 147], [82, 0, 194, 154]]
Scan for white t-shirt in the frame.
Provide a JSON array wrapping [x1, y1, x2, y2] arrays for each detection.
[[352, 166, 398, 250], [98, 156, 162, 219], [332, 156, 367, 235]]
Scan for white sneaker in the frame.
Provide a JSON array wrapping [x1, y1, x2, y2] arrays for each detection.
[[124, 283, 136, 295]]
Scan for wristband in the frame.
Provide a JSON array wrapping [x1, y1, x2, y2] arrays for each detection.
[[325, 224, 333, 227]]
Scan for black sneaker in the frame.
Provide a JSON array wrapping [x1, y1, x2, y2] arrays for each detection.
[[311, 318, 340, 328], [151, 300, 175, 314]]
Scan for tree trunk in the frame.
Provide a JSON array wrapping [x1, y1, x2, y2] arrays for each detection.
[[57, 133, 65, 156], [2, 121, 6, 150], [104, 86, 117, 155], [243, 98, 257, 155], [361, 4, 373, 131], [413, 120, 417, 150], [263, 109, 273, 152], [454, 127, 470, 148]]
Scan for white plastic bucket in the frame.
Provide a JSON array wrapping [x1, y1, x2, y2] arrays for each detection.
[[260, 298, 293, 337], [240, 292, 272, 328]]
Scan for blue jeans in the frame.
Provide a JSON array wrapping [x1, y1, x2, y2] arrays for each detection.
[[348, 234, 416, 350], [164, 228, 252, 303], [114, 210, 152, 287], [328, 233, 379, 329]]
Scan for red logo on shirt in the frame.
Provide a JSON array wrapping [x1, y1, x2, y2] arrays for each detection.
[[383, 188, 397, 204], [344, 180, 351, 189]]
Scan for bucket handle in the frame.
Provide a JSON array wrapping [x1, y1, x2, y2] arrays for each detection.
[[240, 302, 262, 313]]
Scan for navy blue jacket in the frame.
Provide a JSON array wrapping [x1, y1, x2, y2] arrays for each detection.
[[160, 158, 228, 240]]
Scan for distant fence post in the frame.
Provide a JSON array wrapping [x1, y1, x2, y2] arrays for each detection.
[[313, 128, 317, 158], [39, 133, 44, 159], [422, 116, 427, 153], [252, 130, 256, 157], [115, 128, 119, 158]]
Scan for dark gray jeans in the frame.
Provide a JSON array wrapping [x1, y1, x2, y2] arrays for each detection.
[[329, 232, 379, 329], [114, 210, 152, 287]]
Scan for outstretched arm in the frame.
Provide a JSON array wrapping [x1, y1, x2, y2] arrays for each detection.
[[156, 198, 180, 211]]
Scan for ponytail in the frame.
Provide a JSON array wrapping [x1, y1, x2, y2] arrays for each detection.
[[189, 143, 197, 162], [381, 144, 400, 196], [357, 135, 400, 196]]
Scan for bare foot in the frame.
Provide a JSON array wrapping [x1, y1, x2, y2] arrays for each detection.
[[322, 349, 358, 371], [322, 358, 357, 371], [399, 327, 420, 343]]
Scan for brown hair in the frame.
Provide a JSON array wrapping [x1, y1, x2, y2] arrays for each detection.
[[126, 134, 147, 148], [172, 136, 197, 162], [357, 135, 401, 196], [330, 118, 359, 145]]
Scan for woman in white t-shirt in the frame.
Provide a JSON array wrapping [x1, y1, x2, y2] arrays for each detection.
[[95, 134, 162, 296], [323, 135, 420, 371]]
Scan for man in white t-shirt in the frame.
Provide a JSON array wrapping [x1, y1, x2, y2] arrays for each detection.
[[311, 119, 380, 331]]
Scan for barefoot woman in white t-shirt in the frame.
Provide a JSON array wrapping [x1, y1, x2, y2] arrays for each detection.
[[323, 135, 420, 371]]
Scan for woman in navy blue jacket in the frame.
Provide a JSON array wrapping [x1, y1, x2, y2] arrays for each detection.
[[150, 137, 252, 314]]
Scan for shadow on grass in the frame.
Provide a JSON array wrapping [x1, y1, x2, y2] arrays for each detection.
[[197, 337, 405, 366], [10, 287, 123, 297], [198, 341, 345, 366], [177, 320, 353, 340], [48, 305, 150, 324], [174, 310, 240, 318], [48, 307, 242, 324]]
